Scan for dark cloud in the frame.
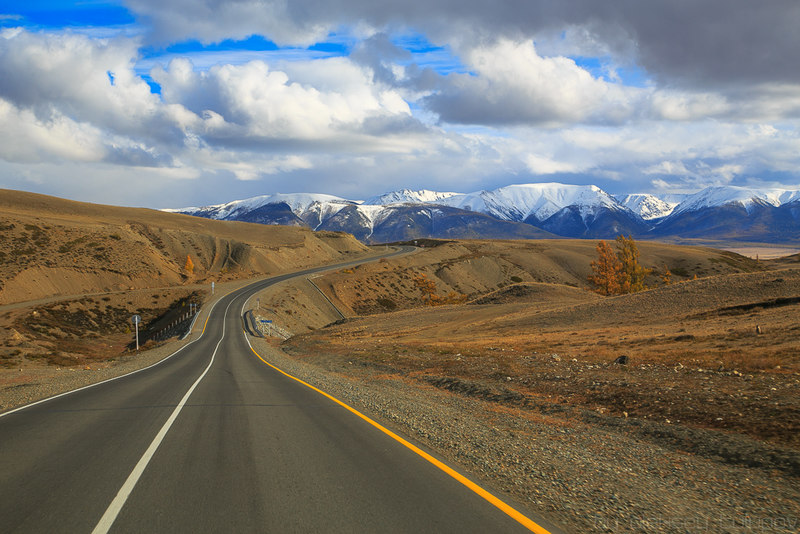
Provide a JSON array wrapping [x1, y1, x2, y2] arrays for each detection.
[[587, 1, 800, 89], [126, 0, 800, 88], [355, 114, 429, 137], [1, 2, 799, 207], [350, 33, 411, 85]]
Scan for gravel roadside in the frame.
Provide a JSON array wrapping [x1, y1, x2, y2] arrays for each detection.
[[250, 337, 800, 534], [0, 340, 188, 413], [0, 277, 256, 414]]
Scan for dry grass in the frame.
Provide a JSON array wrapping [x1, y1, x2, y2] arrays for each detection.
[[304, 239, 764, 319], [282, 246, 800, 449]]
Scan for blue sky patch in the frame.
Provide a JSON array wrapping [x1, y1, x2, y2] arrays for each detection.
[[140, 35, 280, 59], [571, 56, 650, 88], [0, 0, 134, 29]]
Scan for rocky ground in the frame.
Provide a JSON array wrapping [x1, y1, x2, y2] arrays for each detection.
[[259, 337, 800, 533]]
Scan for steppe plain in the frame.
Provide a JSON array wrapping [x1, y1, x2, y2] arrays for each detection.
[[1, 190, 799, 532]]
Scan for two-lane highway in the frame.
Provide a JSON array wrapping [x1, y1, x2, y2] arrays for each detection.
[[0, 252, 553, 533]]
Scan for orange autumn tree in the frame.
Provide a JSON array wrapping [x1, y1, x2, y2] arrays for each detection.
[[413, 274, 439, 304], [615, 235, 651, 293], [661, 264, 672, 285], [184, 254, 195, 274], [413, 274, 466, 306], [588, 235, 651, 295], [588, 240, 622, 295]]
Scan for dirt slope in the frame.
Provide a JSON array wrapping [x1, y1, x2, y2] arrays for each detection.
[[0, 189, 367, 305], [0, 188, 369, 369], [279, 244, 800, 448], [306, 239, 763, 317]]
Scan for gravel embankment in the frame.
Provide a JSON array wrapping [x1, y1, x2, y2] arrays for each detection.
[[0, 333, 194, 414], [250, 338, 800, 534], [0, 277, 255, 414]]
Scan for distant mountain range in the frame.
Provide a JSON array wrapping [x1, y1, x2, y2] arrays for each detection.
[[167, 183, 800, 244]]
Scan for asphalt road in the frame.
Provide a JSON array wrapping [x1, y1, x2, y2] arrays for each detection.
[[0, 251, 551, 533]]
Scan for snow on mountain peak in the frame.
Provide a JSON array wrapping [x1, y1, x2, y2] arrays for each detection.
[[670, 186, 800, 216], [364, 189, 460, 205], [170, 182, 633, 227], [615, 194, 678, 220], [440, 183, 622, 222], [168, 192, 352, 220], [165, 181, 800, 243]]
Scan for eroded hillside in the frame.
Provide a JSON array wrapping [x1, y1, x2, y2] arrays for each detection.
[[278, 241, 798, 445], [243, 237, 800, 449], [0, 189, 369, 369], [308, 239, 763, 317], [0, 189, 367, 305]]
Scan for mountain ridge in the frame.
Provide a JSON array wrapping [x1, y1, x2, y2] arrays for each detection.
[[169, 183, 800, 244]]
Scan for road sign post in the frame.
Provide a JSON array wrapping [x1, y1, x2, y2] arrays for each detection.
[[131, 314, 141, 351]]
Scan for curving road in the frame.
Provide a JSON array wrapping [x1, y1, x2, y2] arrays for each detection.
[[0, 251, 554, 534]]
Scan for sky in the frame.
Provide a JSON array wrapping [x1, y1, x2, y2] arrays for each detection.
[[0, 0, 798, 208]]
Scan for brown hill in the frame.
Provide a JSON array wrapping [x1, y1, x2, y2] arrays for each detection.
[[307, 239, 763, 317], [269, 248, 800, 532], [244, 238, 799, 454], [0, 189, 367, 305], [0, 188, 369, 369]]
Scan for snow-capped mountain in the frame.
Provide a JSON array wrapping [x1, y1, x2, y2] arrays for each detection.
[[169, 183, 800, 243], [652, 185, 800, 241], [317, 203, 553, 242], [669, 186, 800, 216], [169, 183, 646, 240], [364, 189, 459, 205], [614, 194, 678, 220], [169, 190, 555, 242], [169, 193, 353, 221], [167, 193, 356, 230], [439, 183, 621, 222], [434, 183, 648, 237]]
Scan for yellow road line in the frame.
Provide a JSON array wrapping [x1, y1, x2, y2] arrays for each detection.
[[247, 339, 551, 534]]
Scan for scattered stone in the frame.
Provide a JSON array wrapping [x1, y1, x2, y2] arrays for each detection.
[[613, 355, 629, 365]]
